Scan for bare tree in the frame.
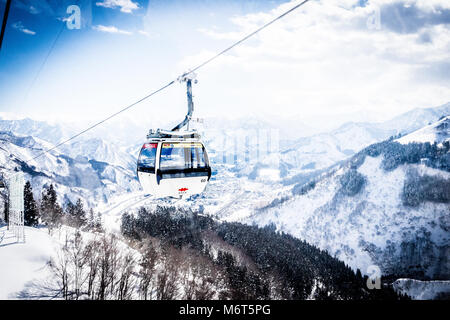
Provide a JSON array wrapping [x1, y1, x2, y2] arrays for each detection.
[[70, 231, 88, 299], [194, 263, 220, 300], [116, 251, 136, 300], [96, 234, 120, 300], [156, 247, 180, 300], [181, 251, 221, 300], [138, 244, 159, 300], [84, 238, 100, 299], [48, 234, 71, 299]]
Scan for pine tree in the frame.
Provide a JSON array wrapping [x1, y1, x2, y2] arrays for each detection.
[[96, 212, 103, 231], [65, 201, 76, 226], [88, 208, 95, 230], [65, 199, 87, 228], [24, 181, 39, 226], [40, 184, 63, 232], [73, 199, 87, 229], [87, 208, 102, 232]]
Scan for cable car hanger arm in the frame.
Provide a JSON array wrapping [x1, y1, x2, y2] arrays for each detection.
[[172, 72, 197, 132]]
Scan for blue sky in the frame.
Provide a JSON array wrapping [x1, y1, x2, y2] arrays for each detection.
[[0, 0, 287, 120], [0, 0, 449, 130]]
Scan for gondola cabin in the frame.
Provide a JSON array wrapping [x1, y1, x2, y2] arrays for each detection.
[[137, 130, 211, 198]]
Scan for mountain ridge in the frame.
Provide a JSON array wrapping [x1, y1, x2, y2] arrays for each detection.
[[247, 116, 450, 279]]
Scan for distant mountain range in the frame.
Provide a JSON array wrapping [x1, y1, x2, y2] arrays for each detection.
[[247, 115, 450, 280], [0, 102, 448, 221], [279, 102, 450, 178], [0, 131, 140, 209]]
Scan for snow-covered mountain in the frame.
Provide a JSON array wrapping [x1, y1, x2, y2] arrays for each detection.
[[0, 102, 448, 223], [245, 117, 450, 279], [1, 106, 449, 300], [397, 115, 450, 145], [279, 103, 450, 179], [2, 102, 448, 183], [0, 117, 76, 146], [0, 131, 140, 208], [393, 279, 450, 300], [0, 117, 140, 170], [380, 103, 450, 135], [59, 138, 136, 172]]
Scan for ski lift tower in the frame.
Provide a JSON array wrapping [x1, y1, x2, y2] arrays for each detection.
[[0, 173, 6, 223], [8, 170, 25, 243]]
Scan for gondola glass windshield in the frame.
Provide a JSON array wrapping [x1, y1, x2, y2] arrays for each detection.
[[138, 143, 157, 172], [160, 142, 209, 178]]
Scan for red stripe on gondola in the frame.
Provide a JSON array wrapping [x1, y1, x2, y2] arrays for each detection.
[[178, 188, 188, 192], [143, 143, 157, 149]]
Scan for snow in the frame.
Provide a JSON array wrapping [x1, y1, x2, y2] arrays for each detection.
[[396, 116, 449, 145], [258, 168, 280, 181], [0, 226, 55, 299], [98, 191, 152, 231], [393, 279, 450, 300], [0, 131, 141, 210], [0, 224, 143, 300], [0, 106, 449, 299], [249, 153, 450, 277]]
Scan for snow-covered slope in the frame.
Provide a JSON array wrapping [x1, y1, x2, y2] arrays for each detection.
[[0, 225, 55, 299], [279, 103, 450, 178], [380, 102, 450, 135], [0, 132, 140, 208], [0, 225, 142, 300], [0, 117, 76, 146], [245, 118, 450, 279], [0, 103, 448, 228], [397, 116, 450, 145], [59, 138, 136, 171], [393, 279, 450, 300]]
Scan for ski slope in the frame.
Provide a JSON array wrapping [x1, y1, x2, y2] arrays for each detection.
[[98, 191, 153, 231]]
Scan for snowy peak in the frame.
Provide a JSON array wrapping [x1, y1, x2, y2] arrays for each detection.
[[380, 102, 450, 134], [249, 118, 450, 280], [0, 131, 140, 208], [278, 104, 450, 180], [397, 116, 450, 145], [0, 117, 75, 146], [59, 138, 135, 171]]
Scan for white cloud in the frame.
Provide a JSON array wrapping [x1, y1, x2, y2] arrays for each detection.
[[184, 0, 450, 123], [96, 0, 139, 13], [12, 21, 36, 35], [28, 5, 40, 15], [93, 25, 132, 35], [138, 30, 159, 38], [198, 27, 246, 41]]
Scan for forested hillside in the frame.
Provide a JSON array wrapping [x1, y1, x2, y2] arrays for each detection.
[[121, 206, 407, 300]]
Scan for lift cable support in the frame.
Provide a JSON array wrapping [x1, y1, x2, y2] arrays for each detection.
[[28, 0, 311, 163], [6, 170, 25, 243]]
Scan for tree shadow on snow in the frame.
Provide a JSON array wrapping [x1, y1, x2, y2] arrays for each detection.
[[14, 278, 62, 300]]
